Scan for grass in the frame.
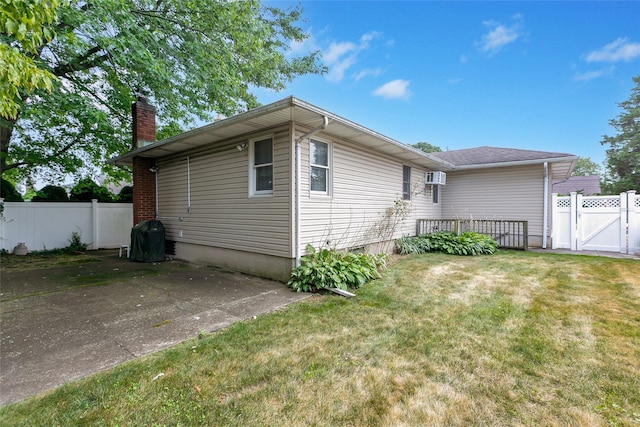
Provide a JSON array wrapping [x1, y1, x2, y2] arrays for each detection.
[[1, 251, 639, 426], [0, 251, 101, 272]]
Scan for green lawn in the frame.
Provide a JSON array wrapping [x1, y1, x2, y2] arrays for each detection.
[[1, 251, 639, 426]]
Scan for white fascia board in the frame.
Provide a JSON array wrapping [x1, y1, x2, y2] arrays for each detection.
[[451, 155, 579, 171]]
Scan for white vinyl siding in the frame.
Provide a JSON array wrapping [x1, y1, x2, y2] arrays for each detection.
[[156, 126, 292, 257], [297, 127, 441, 251], [440, 164, 545, 246]]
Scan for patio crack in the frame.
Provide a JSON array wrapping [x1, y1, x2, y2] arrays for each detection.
[[113, 339, 136, 358]]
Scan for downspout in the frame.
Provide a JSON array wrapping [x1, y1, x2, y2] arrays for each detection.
[[149, 164, 159, 218], [542, 162, 549, 249], [295, 116, 329, 266], [187, 156, 191, 214]]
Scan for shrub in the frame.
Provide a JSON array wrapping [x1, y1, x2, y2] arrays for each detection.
[[117, 186, 133, 202], [288, 244, 387, 293], [65, 231, 88, 253], [396, 235, 431, 255], [395, 231, 498, 256], [32, 185, 69, 201], [1, 178, 23, 201], [70, 178, 113, 202]]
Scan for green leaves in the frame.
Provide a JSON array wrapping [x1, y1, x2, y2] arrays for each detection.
[[287, 245, 387, 293], [2, 0, 325, 181], [395, 231, 499, 256], [601, 75, 640, 194], [1, 0, 63, 119]]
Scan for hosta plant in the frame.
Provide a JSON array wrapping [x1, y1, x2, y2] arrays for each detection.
[[395, 231, 498, 256], [288, 245, 387, 293]]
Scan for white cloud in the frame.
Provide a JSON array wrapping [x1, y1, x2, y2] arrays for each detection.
[[584, 38, 640, 63], [459, 54, 468, 64], [289, 31, 319, 56], [354, 68, 383, 81], [360, 31, 381, 46], [477, 15, 524, 56], [323, 41, 358, 82], [573, 66, 614, 82], [447, 78, 463, 84], [323, 41, 357, 64], [373, 79, 411, 100], [322, 32, 383, 82], [574, 70, 605, 82]]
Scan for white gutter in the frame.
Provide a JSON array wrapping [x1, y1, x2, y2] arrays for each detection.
[[452, 156, 578, 171], [294, 116, 329, 266], [542, 161, 549, 249]]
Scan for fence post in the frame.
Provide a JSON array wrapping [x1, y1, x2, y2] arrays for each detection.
[[576, 193, 584, 251], [570, 192, 578, 250], [551, 193, 558, 249], [626, 190, 637, 255], [92, 199, 99, 250]]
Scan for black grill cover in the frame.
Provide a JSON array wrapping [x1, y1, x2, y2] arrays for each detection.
[[130, 220, 165, 262]]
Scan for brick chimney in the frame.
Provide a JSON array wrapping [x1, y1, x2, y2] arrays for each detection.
[[132, 96, 156, 149], [132, 96, 157, 225]]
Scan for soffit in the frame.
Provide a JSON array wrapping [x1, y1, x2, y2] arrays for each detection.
[[110, 97, 452, 171]]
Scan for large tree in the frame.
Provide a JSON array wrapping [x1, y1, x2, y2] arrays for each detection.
[[601, 75, 640, 193], [412, 142, 442, 153], [1, 0, 324, 182], [572, 157, 602, 177]]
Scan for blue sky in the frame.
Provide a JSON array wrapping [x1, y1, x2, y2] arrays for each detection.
[[257, 1, 640, 167]]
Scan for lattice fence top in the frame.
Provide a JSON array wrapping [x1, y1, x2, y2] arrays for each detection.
[[636, 196, 640, 208], [582, 197, 620, 208], [556, 197, 571, 208]]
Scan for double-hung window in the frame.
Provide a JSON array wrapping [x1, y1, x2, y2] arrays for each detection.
[[402, 165, 411, 200], [310, 139, 330, 194], [250, 136, 273, 195]]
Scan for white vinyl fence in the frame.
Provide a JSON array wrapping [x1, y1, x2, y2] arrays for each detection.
[[0, 199, 133, 253], [551, 191, 639, 254]]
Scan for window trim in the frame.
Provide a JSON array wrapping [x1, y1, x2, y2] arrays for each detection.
[[309, 138, 331, 196], [249, 134, 274, 197], [402, 165, 411, 201]]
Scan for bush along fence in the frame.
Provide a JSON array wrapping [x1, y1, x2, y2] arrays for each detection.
[[416, 219, 528, 250]]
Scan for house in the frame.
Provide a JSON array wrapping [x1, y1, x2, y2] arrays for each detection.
[[429, 146, 578, 248], [110, 96, 577, 281], [552, 175, 601, 196]]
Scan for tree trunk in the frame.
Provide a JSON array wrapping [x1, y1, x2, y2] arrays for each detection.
[[0, 118, 16, 176]]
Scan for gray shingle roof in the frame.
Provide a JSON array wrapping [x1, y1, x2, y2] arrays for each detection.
[[553, 175, 601, 195], [430, 146, 576, 166]]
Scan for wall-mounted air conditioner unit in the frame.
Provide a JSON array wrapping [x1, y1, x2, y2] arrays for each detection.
[[425, 171, 446, 185]]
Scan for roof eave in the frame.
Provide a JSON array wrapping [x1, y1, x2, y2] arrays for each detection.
[[452, 156, 579, 171], [108, 96, 455, 170], [109, 97, 297, 166]]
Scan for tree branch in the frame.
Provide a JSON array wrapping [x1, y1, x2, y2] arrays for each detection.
[[2, 136, 81, 172], [52, 45, 108, 76]]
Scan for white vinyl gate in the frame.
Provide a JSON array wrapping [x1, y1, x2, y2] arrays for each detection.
[[551, 191, 639, 254]]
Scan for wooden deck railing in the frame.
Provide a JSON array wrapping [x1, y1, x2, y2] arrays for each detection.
[[416, 219, 528, 250]]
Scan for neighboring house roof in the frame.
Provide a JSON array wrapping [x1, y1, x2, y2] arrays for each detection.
[[109, 97, 577, 179], [553, 175, 601, 195], [430, 146, 577, 179]]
